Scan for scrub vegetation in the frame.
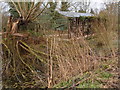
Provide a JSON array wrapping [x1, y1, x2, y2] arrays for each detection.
[[0, 1, 119, 89]]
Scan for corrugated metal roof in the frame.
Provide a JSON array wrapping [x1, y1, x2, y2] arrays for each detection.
[[57, 11, 94, 17]]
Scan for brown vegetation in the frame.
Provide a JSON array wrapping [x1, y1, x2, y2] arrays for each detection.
[[1, 1, 118, 89]]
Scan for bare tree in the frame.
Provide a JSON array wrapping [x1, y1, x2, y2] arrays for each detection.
[[8, 0, 48, 33]]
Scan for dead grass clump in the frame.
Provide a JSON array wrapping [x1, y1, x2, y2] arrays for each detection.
[[46, 3, 118, 87], [46, 35, 99, 87]]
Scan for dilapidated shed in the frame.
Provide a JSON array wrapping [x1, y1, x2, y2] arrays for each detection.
[[57, 11, 99, 38]]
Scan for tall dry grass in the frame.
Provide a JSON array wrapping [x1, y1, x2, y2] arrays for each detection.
[[46, 3, 118, 87], [92, 3, 118, 57], [46, 34, 99, 87]]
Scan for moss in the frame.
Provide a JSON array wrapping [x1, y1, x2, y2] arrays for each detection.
[[76, 80, 101, 88], [99, 72, 113, 78], [53, 79, 72, 88]]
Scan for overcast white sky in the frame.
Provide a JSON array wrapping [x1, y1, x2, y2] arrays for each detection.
[[0, 0, 119, 14], [55, 0, 109, 13], [55, 0, 119, 13]]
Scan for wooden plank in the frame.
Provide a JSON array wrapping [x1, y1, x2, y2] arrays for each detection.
[[0, 32, 29, 38], [12, 33, 29, 37]]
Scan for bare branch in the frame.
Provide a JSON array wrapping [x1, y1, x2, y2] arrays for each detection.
[[31, 3, 49, 21], [25, 2, 35, 21], [27, 2, 42, 21], [17, 2, 25, 18], [11, 0, 21, 17]]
